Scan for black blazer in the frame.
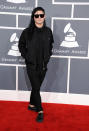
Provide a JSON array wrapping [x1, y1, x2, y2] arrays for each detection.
[[18, 26, 54, 69]]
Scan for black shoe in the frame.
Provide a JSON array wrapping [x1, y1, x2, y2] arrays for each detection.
[[36, 113, 44, 122], [28, 105, 37, 112]]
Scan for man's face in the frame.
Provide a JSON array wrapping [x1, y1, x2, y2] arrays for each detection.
[[34, 10, 45, 25]]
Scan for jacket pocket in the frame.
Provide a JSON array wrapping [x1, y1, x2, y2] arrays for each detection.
[[25, 52, 35, 65]]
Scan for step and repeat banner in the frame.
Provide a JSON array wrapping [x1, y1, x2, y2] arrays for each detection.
[[0, 0, 89, 101]]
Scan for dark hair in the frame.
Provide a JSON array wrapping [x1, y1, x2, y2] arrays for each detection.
[[28, 7, 46, 32]]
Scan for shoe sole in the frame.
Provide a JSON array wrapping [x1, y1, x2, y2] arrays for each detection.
[[36, 119, 43, 122]]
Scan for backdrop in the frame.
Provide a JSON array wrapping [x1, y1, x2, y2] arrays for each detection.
[[0, 0, 89, 105]]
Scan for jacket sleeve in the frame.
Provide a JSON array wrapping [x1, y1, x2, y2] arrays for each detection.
[[49, 29, 54, 56], [18, 29, 27, 59], [44, 29, 54, 68]]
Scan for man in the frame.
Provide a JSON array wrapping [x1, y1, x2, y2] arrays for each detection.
[[18, 7, 54, 122]]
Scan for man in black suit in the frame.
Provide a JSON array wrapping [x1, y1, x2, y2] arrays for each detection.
[[18, 7, 54, 122]]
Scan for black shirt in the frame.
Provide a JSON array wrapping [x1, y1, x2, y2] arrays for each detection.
[[18, 24, 54, 70], [31, 25, 46, 70]]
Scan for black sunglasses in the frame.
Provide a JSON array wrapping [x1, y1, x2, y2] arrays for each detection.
[[34, 14, 45, 18]]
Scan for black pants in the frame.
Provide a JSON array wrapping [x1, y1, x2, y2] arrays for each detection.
[[26, 65, 47, 112]]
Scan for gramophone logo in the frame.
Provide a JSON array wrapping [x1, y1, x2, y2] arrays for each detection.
[[8, 33, 21, 56], [6, 0, 26, 4], [60, 23, 79, 48]]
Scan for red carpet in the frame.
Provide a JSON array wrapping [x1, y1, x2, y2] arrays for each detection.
[[0, 101, 89, 131]]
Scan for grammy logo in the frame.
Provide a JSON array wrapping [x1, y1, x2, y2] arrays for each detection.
[[60, 23, 79, 48]]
